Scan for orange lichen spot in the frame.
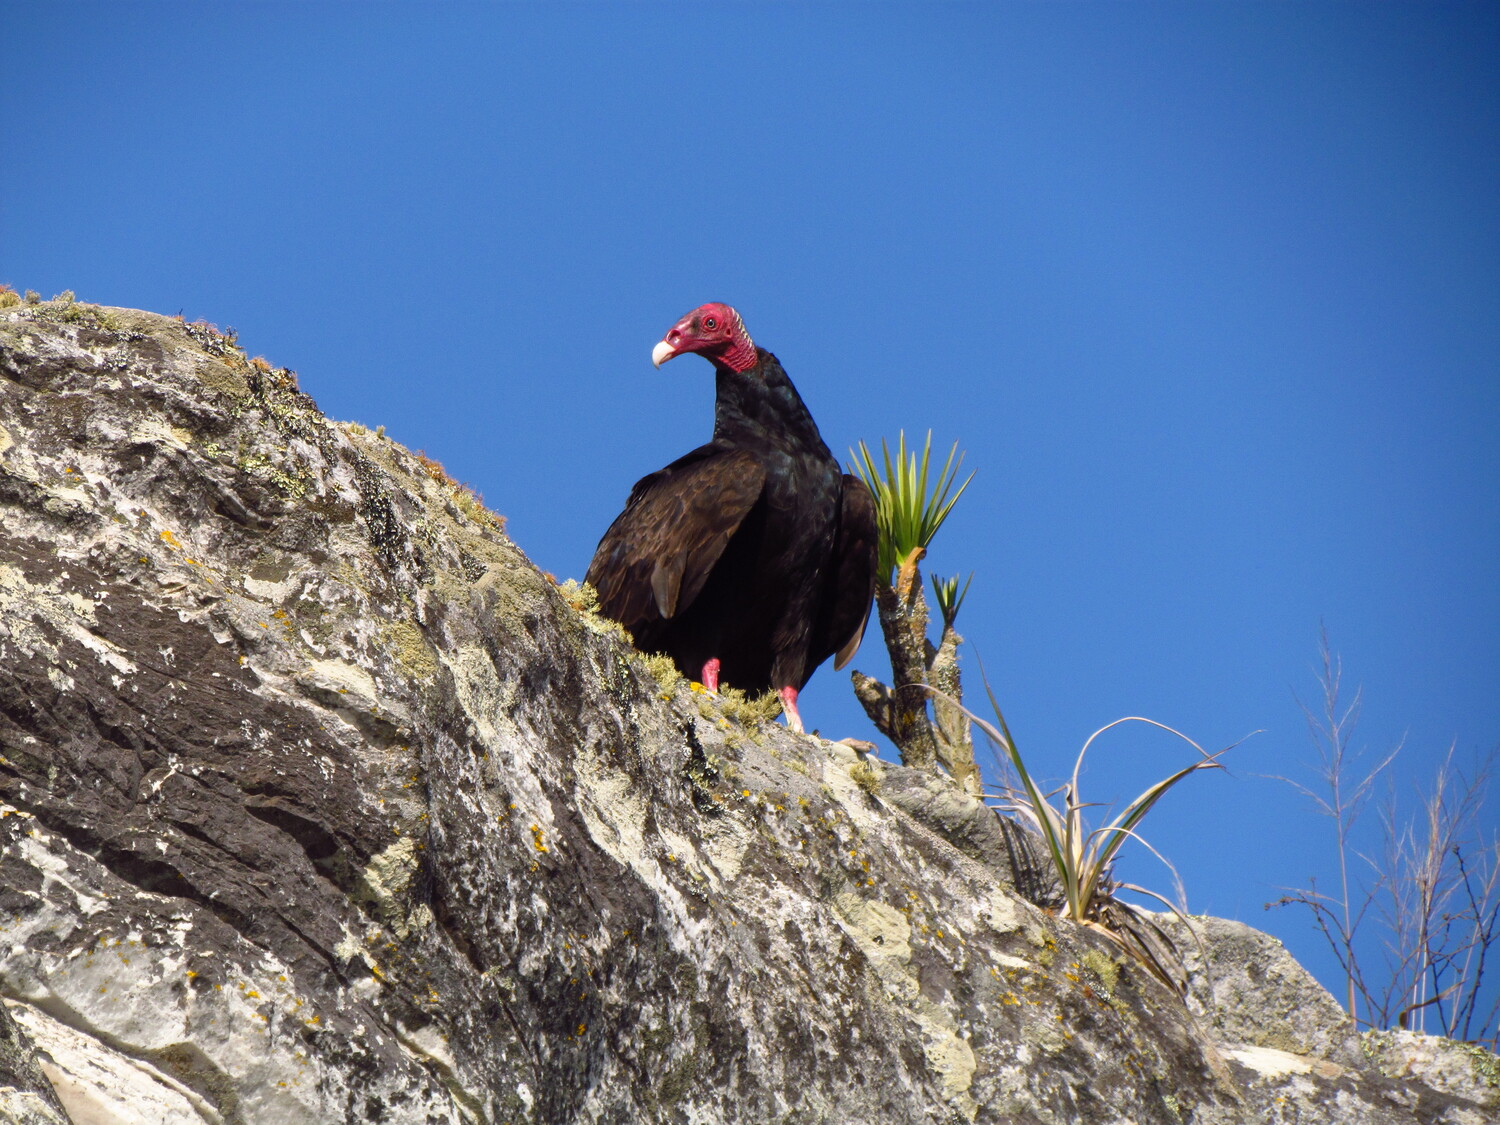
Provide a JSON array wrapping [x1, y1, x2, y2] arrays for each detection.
[[160, 529, 182, 549], [530, 825, 548, 852]]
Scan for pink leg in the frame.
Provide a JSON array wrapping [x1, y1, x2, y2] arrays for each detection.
[[700, 658, 721, 693], [779, 686, 804, 733]]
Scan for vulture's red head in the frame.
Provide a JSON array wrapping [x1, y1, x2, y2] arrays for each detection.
[[652, 303, 758, 374]]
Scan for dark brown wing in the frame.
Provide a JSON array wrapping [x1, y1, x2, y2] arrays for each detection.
[[585, 447, 767, 634], [812, 473, 879, 673]]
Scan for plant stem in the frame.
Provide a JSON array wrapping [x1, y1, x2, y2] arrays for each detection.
[[874, 549, 938, 769]]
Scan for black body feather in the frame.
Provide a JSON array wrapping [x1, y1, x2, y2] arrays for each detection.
[[586, 348, 877, 696]]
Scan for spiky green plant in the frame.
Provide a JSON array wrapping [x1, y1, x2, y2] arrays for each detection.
[[848, 432, 978, 786], [851, 431, 973, 583], [931, 571, 974, 628], [957, 679, 1239, 993]]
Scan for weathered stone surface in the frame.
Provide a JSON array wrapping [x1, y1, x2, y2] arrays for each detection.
[[1360, 1029, 1499, 1115], [1162, 914, 1499, 1122], [0, 299, 1492, 1124], [1217, 1043, 1493, 1125], [0, 996, 72, 1125], [1163, 914, 1362, 1063], [878, 766, 1062, 910]]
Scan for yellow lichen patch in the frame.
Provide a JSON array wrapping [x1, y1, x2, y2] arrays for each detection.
[[831, 893, 912, 964], [379, 619, 437, 680], [640, 651, 683, 694], [707, 685, 782, 727], [530, 825, 548, 853], [849, 760, 880, 794], [1080, 949, 1121, 998], [361, 836, 422, 938]]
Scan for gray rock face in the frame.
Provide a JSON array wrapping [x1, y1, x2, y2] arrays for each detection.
[[1360, 1030, 1499, 1116], [0, 300, 1493, 1124], [1165, 914, 1362, 1064], [1163, 914, 1498, 1123]]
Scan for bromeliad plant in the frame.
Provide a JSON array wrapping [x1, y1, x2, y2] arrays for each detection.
[[963, 680, 1237, 994], [856, 429, 973, 585], [849, 431, 979, 791]]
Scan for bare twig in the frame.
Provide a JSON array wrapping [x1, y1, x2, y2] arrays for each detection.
[[1271, 630, 1499, 1047]]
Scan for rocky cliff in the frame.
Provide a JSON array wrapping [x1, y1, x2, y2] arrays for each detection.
[[0, 298, 1494, 1124]]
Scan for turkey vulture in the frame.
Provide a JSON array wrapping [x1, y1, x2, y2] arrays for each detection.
[[585, 303, 878, 733]]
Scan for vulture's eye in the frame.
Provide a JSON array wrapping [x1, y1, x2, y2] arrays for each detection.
[[704, 317, 718, 330]]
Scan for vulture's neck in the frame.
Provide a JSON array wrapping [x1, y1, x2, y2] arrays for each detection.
[[712, 349, 829, 454]]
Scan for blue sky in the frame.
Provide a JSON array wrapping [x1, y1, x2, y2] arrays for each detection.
[[7, 3, 1498, 1027]]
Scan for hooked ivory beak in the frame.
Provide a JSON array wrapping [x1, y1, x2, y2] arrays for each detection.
[[651, 340, 678, 368]]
